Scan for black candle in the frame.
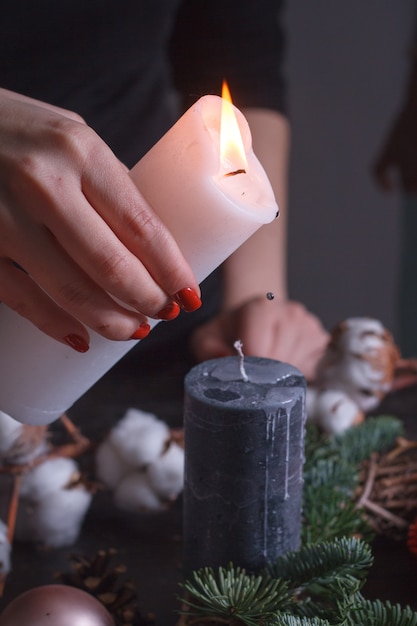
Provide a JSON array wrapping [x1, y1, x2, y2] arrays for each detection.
[[183, 356, 306, 575]]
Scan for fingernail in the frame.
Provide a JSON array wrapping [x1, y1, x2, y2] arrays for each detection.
[[130, 322, 151, 340], [155, 301, 181, 321], [64, 334, 90, 353], [174, 287, 202, 312]]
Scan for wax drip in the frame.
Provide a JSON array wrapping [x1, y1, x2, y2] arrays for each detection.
[[233, 339, 249, 382], [284, 410, 290, 500], [263, 412, 277, 556]]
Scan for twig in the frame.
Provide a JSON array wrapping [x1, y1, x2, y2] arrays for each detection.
[[386, 437, 417, 461], [362, 499, 409, 529], [357, 453, 378, 508]]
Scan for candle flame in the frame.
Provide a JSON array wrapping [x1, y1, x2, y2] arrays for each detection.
[[220, 81, 248, 171]]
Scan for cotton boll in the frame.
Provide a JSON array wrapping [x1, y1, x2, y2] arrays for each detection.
[[16, 486, 92, 547], [147, 442, 184, 501], [15, 462, 92, 547], [19, 458, 79, 499], [98, 409, 182, 512], [0, 519, 11, 575], [108, 408, 170, 467], [312, 389, 364, 434], [95, 440, 131, 489], [315, 317, 400, 412], [114, 472, 166, 513]]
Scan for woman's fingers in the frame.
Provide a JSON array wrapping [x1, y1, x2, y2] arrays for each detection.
[[3, 226, 153, 340], [190, 297, 329, 381], [82, 143, 200, 301], [0, 259, 92, 350], [0, 89, 201, 343]]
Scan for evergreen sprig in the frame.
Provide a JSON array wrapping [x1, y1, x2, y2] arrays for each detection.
[[345, 599, 417, 626], [180, 564, 292, 626], [302, 486, 369, 545], [263, 614, 332, 626], [265, 537, 372, 623], [302, 415, 404, 545], [334, 415, 405, 465], [266, 537, 372, 590]]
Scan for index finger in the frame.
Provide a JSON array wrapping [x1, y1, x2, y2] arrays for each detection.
[[81, 139, 200, 300]]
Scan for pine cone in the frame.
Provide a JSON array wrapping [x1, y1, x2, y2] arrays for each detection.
[[59, 549, 155, 626]]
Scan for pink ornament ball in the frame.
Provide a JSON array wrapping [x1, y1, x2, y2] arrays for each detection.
[[0, 585, 114, 626]]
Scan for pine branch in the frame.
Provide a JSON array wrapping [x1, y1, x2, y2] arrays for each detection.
[[302, 488, 371, 545], [266, 537, 372, 589], [265, 537, 372, 622], [179, 564, 291, 626], [345, 599, 417, 626], [302, 416, 403, 544], [334, 416, 404, 465], [304, 416, 403, 472], [304, 457, 356, 493], [263, 614, 332, 626]]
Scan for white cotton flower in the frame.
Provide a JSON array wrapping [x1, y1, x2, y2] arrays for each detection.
[[315, 317, 400, 412], [108, 408, 170, 467], [15, 484, 92, 548], [96, 408, 183, 514], [95, 439, 131, 489], [0, 519, 11, 574], [15, 457, 92, 547], [147, 442, 184, 501], [19, 457, 78, 499], [113, 472, 166, 512], [311, 389, 364, 434]]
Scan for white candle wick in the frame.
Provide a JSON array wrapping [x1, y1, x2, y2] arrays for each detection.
[[233, 339, 249, 382]]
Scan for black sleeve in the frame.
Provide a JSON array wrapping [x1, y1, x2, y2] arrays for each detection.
[[169, 0, 287, 114]]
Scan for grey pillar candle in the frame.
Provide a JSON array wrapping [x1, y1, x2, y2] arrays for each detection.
[[183, 356, 306, 575]]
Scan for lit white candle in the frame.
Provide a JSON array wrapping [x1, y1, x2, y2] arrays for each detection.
[[0, 89, 278, 425]]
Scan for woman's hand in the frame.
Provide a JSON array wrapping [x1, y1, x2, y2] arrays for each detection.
[[189, 296, 329, 381], [0, 89, 200, 351]]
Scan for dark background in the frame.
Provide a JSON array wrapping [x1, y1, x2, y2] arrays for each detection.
[[286, 0, 414, 337]]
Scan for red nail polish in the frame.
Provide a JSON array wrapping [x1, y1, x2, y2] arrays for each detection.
[[155, 301, 181, 321], [64, 334, 89, 353], [174, 287, 202, 312], [130, 323, 151, 340]]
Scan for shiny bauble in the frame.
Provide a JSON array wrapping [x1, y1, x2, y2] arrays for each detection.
[[0, 585, 114, 626]]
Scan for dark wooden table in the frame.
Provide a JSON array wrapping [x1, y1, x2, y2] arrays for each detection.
[[1, 326, 417, 624]]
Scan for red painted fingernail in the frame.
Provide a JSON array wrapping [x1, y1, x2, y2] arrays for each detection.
[[64, 334, 90, 353], [130, 323, 151, 340], [174, 287, 202, 312], [155, 301, 181, 321]]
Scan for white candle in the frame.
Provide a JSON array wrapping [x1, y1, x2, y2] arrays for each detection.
[[0, 94, 278, 425]]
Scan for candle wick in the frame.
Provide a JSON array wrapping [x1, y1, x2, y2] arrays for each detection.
[[233, 339, 249, 382], [224, 168, 246, 177]]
